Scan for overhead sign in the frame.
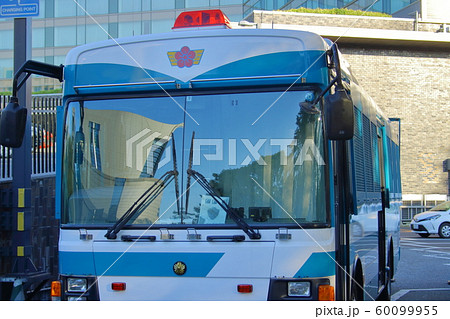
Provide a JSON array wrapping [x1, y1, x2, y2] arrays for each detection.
[[0, 0, 39, 18]]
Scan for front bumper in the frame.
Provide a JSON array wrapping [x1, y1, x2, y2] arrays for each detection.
[[410, 220, 436, 234]]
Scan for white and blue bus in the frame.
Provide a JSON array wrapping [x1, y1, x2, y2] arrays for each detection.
[[49, 10, 401, 301]]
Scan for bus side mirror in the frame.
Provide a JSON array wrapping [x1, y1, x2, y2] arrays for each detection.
[[324, 89, 354, 140], [0, 97, 28, 148]]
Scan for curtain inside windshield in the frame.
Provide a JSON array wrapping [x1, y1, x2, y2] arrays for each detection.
[[62, 91, 327, 226]]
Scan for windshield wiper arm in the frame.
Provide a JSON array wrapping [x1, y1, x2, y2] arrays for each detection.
[[105, 170, 176, 239], [171, 133, 181, 216], [187, 169, 261, 240], [185, 131, 195, 215]]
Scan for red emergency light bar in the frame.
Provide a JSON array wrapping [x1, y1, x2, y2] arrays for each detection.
[[173, 9, 231, 29]]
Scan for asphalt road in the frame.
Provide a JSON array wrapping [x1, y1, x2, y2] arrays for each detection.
[[391, 226, 450, 301]]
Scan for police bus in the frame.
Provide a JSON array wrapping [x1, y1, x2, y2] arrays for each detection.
[[5, 9, 401, 301]]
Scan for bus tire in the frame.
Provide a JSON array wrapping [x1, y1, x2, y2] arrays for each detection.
[[351, 259, 364, 301], [378, 272, 392, 301], [388, 240, 395, 282], [378, 242, 393, 301]]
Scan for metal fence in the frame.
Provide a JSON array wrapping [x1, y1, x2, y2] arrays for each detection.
[[0, 94, 61, 181], [401, 194, 448, 223]]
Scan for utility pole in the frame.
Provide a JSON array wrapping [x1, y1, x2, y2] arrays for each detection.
[[8, 16, 33, 301], [444, 159, 450, 201], [0, 1, 53, 301]]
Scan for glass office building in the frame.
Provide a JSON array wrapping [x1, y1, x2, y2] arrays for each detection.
[[0, 0, 418, 92]]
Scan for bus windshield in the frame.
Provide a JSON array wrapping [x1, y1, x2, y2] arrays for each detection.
[[62, 90, 327, 227]]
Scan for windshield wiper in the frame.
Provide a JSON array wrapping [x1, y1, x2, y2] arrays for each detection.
[[171, 133, 181, 217], [184, 131, 195, 216], [187, 168, 261, 240], [105, 170, 176, 239]]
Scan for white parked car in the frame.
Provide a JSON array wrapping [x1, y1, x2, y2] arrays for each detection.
[[410, 201, 450, 238]]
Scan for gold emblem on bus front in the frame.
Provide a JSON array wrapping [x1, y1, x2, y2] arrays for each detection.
[[167, 46, 204, 68], [173, 261, 187, 276]]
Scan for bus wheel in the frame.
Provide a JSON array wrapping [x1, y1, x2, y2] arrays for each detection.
[[351, 260, 364, 301], [388, 241, 395, 282], [351, 280, 364, 301], [379, 271, 392, 301], [378, 250, 393, 300]]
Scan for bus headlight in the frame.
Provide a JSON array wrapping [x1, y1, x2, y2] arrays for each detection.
[[67, 278, 87, 293], [288, 281, 311, 297]]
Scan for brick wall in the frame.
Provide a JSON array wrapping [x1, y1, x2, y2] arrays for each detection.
[[340, 47, 450, 194], [248, 11, 450, 196], [248, 11, 443, 32]]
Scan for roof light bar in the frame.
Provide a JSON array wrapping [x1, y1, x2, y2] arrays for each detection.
[[173, 10, 231, 30]]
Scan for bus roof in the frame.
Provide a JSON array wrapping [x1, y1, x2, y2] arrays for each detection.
[[64, 28, 329, 96]]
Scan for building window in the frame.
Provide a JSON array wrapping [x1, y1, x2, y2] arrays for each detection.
[[55, 0, 77, 17], [77, 24, 86, 45], [109, 22, 119, 39], [86, 24, 109, 43], [118, 21, 142, 37], [153, 0, 176, 10], [55, 26, 77, 47], [86, 0, 109, 15], [109, 0, 118, 14], [119, 0, 142, 12], [45, 0, 54, 18], [54, 56, 66, 66], [143, 0, 151, 11], [220, 0, 243, 5], [76, 0, 86, 16], [0, 30, 13, 50], [186, 0, 209, 8], [45, 56, 54, 65], [152, 19, 173, 33], [37, 0, 46, 18], [175, 0, 185, 9], [45, 27, 54, 47], [32, 28, 45, 48], [143, 20, 151, 34], [0, 59, 13, 80]]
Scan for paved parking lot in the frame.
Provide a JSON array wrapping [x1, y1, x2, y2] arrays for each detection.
[[391, 226, 450, 301]]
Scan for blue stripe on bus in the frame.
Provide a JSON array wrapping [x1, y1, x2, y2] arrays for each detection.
[[193, 50, 327, 82], [59, 251, 224, 277], [59, 251, 96, 275], [294, 251, 336, 278], [63, 50, 328, 96]]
